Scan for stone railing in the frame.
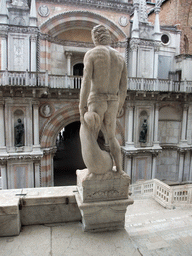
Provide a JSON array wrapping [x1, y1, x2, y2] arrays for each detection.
[[0, 70, 192, 93], [130, 179, 192, 209], [128, 77, 192, 93], [0, 70, 82, 89]]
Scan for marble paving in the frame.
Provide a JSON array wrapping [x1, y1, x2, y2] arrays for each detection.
[[0, 197, 192, 256]]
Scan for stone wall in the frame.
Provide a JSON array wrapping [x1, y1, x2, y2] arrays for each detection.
[[148, 0, 192, 55], [156, 150, 179, 181]]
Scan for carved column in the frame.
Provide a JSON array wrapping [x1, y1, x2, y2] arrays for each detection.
[[178, 152, 185, 182], [124, 155, 132, 177], [30, 35, 37, 72], [65, 51, 72, 76], [125, 105, 134, 147], [181, 105, 188, 142], [130, 39, 139, 77], [34, 161, 40, 187], [153, 103, 159, 144], [0, 102, 6, 152], [154, 46, 160, 79], [1, 164, 7, 189], [33, 103, 40, 150], [189, 152, 192, 181], [1, 34, 7, 70], [152, 153, 157, 179], [132, 49, 137, 78]]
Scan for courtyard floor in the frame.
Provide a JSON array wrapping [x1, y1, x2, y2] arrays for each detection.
[[0, 197, 191, 256]]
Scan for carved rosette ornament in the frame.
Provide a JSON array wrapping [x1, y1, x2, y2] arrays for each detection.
[[38, 5, 50, 17], [40, 104, 53, 118], [119, 16, 128, 27]]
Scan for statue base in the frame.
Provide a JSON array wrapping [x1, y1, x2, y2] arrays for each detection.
[[75, 168, 134, 232]]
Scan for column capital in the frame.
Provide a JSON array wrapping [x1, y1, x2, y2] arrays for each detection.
[[30, 34, 37, 42], [125, 103, 134, 110], [155, 103, 160, 109], [32, 100, 39, 106], [183, 104, 189, 111], [65, 51, 72, 57]]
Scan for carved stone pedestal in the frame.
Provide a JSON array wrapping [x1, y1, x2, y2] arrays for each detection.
[[75, 169, 134, 232]]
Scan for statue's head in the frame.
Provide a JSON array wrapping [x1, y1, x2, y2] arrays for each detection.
[[18, 118, 21, 123], [91, 25, 111, 46]]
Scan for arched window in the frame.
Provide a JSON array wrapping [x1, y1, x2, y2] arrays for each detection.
[[73, 63, 84, 76], [184, 35, 189, 54]]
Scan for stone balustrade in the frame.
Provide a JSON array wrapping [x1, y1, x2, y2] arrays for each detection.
[[0, 70, 192, 92], [130, 179, 192, 209]]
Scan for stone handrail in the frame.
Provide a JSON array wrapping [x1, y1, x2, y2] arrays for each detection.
[[128, 77, 192, 93], [0, 70, 192, 92], [130, 179, 192, 209], [0, 70, 82, 89]]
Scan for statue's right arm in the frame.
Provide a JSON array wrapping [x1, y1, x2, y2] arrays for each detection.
[[79, 51, 93, 123]]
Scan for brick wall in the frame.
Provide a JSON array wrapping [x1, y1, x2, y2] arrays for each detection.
[[148, 0, 192, 54]]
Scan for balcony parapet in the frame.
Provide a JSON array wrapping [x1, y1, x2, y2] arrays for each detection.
[[0, 70, 192, 93]]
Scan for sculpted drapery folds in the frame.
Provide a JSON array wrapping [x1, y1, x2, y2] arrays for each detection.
[[79, 24, 127, 174]]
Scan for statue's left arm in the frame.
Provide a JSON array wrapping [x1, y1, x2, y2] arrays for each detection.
[[118, 61, 128, 115], [79, 51, 93, 123]]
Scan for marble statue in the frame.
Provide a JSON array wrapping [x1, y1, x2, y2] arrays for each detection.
[[15, 118, 24, 147], [139, 119, 147, 143], [79, 24, 127, 174]]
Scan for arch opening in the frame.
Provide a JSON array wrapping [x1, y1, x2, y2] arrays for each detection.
[[73, 63, 84, 76], [54, 121, 86, 186]]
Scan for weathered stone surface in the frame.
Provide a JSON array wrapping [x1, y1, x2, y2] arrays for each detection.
[[76, 168, 130, 203], [75, 191, 133, 232], [76, 168, 133, 232], [0, 194, 21, 236], [21, 186, 81, 225]]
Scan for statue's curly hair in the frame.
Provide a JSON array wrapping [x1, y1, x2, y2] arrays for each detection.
[[91, 25, 111, 46]]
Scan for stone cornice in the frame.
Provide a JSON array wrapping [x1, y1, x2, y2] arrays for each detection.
[[129, 38, 161, 50], [0, 153, 43, 164], [37, 0, 133, 14], [0, 24, 39, 34], [160, 144, 192, 152], [40, 32, 127, 48], [122, 145, 162, 156]]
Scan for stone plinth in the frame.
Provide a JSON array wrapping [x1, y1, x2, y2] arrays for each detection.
[[75, 169, 134, 232], [76, 168, 131, 203]]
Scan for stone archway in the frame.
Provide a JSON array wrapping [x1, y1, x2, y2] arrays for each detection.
[[40, 102, 80, 187], [40, 102, 125, 187], [40, 10, 127, 41]]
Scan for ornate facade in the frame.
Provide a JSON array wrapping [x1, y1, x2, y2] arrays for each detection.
[[0, 0, 192, 189]]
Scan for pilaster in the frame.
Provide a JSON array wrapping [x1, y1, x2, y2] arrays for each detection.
[[65, 51, 72, 76]]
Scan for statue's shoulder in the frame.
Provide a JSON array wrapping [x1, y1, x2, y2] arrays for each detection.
[[84, 48, 96, 59]]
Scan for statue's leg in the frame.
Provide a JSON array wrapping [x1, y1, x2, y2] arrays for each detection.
[[104, 101, 123, 173], [88, 101, 107, 139]]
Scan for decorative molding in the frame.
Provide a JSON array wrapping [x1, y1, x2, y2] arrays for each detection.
[[122, 146, 162, 156], [119, 16, 128, 27], [39, 103, 54, 118], [37, 0, 133, 14], [40, 32, 127, 48], [0, 154, 42, 164], [38, 5, 50, 17], [42, 146, 57, 155], [0, 25, 39, 34], [39, 10, 127, 40]]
